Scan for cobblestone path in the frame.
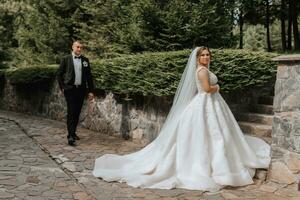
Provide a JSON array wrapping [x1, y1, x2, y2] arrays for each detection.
[[0, 110, 299, 200]]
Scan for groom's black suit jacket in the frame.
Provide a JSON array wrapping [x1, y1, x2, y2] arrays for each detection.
[[57, 54, 94, 92]]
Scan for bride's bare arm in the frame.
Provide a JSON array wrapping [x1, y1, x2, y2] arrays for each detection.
[[197, 69, 219, 93]]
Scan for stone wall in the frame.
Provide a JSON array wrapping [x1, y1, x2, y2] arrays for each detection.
[[269, 55, 300, 186], [0, 79, 258, 144]]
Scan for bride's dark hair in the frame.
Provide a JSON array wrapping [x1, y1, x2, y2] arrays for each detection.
[[196, 46, 211, 61]]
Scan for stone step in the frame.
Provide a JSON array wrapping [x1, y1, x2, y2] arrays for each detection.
[[261, 136, 272, 144], [238, 121, 272, 138], [245, 135, 272, 144], [237, 113, 273, 126], [258, 96, 274, 105], [250, 104, 274, 115]]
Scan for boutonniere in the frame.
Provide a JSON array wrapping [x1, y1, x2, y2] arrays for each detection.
[[83, 61, 88, 67]]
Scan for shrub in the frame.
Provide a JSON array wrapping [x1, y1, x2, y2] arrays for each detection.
[[92, 49, 278, 95], [5, 65, 57, 85], [3, 49, 278, 96]]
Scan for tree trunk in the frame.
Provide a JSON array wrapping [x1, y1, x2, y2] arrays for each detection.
[[291, 0, 300, 50], [231, 9, 234, 38], [266, 0, 272, 51], [287, 0, 292, 50], [281, 0, 287, 51], [239, 9, 243, 49]]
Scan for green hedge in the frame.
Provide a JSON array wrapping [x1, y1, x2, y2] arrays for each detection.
[[5, 65, 57, 85], [2, 49, 278, 95], [92, 49, 278, 95], [210, 49, 278, 92], [92, 50, 189, 96]]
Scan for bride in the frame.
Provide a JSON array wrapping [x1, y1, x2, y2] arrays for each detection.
[[92, 47, 271, 192]]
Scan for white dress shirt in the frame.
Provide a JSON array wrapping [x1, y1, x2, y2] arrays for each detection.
[[72, 52, 82, 85]]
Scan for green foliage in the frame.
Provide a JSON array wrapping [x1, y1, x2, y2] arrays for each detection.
[[270, 19, 283, 51], [92, 49, 278, 95], [0, 0, 298, 67], [5, 65, 57, 85], [92, 50, 189, 96], [211, 49, 277, 91], [136, 0, 234, 50], [0, 0, 238, 62], [75, 0, 133, 57], [243, 24, 266, 51], [3, 49, 277, 95], [14, 0, 76, 66], [234, 20, 289, 52], [0, 0, 18, 68], [77, 0, 236, 56]]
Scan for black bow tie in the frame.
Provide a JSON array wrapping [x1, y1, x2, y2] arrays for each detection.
[[74, 56, 81, 59]]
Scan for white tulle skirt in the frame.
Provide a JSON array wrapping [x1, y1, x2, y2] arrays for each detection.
[[93, 92, 271, 192]]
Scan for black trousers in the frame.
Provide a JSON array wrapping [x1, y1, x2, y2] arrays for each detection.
[[64, 87, 86, 139]]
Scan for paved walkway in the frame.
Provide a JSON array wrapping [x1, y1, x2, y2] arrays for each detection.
[[0, 110, 299, 200]]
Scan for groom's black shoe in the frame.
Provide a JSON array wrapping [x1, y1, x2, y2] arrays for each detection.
[[74, 134, 80, 140], [68, 137, 76, 146]]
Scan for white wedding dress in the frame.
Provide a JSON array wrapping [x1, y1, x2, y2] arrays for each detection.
[[93, 49, 271, 192]]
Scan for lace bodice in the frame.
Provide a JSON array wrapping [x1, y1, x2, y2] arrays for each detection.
[[195, 67, 218, 93]]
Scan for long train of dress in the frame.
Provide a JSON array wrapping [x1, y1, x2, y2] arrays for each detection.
[[92, 68, 271, 192]]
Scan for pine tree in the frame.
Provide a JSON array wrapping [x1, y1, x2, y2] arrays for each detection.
[[74, 0, 135, 57], [135, 0, 236, 51], [12, 0, 79, 66], [76, 0, 236, 55], [0, 0, 21, 68], [243, 24, 266, 51]]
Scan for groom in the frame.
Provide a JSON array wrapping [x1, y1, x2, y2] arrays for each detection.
[[57, 40, 94, 146]]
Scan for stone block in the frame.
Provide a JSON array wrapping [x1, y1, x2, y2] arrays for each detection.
[[276, 65, 289, 79], [258, 181, 286, 193], [109, 117, 122, 131], [285, 151, 300, 173], [132, 128, 144, 140], [269, 161, 297, 184], [130, 119, 139, 130], [94, 118, 109, 134], [272, 112, 300, 153]]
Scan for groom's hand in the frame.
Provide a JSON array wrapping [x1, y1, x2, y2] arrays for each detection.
[[59, 89, 64, 96]]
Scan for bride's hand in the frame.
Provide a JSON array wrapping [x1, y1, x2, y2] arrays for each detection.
[[216, 84, 220, 93]]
